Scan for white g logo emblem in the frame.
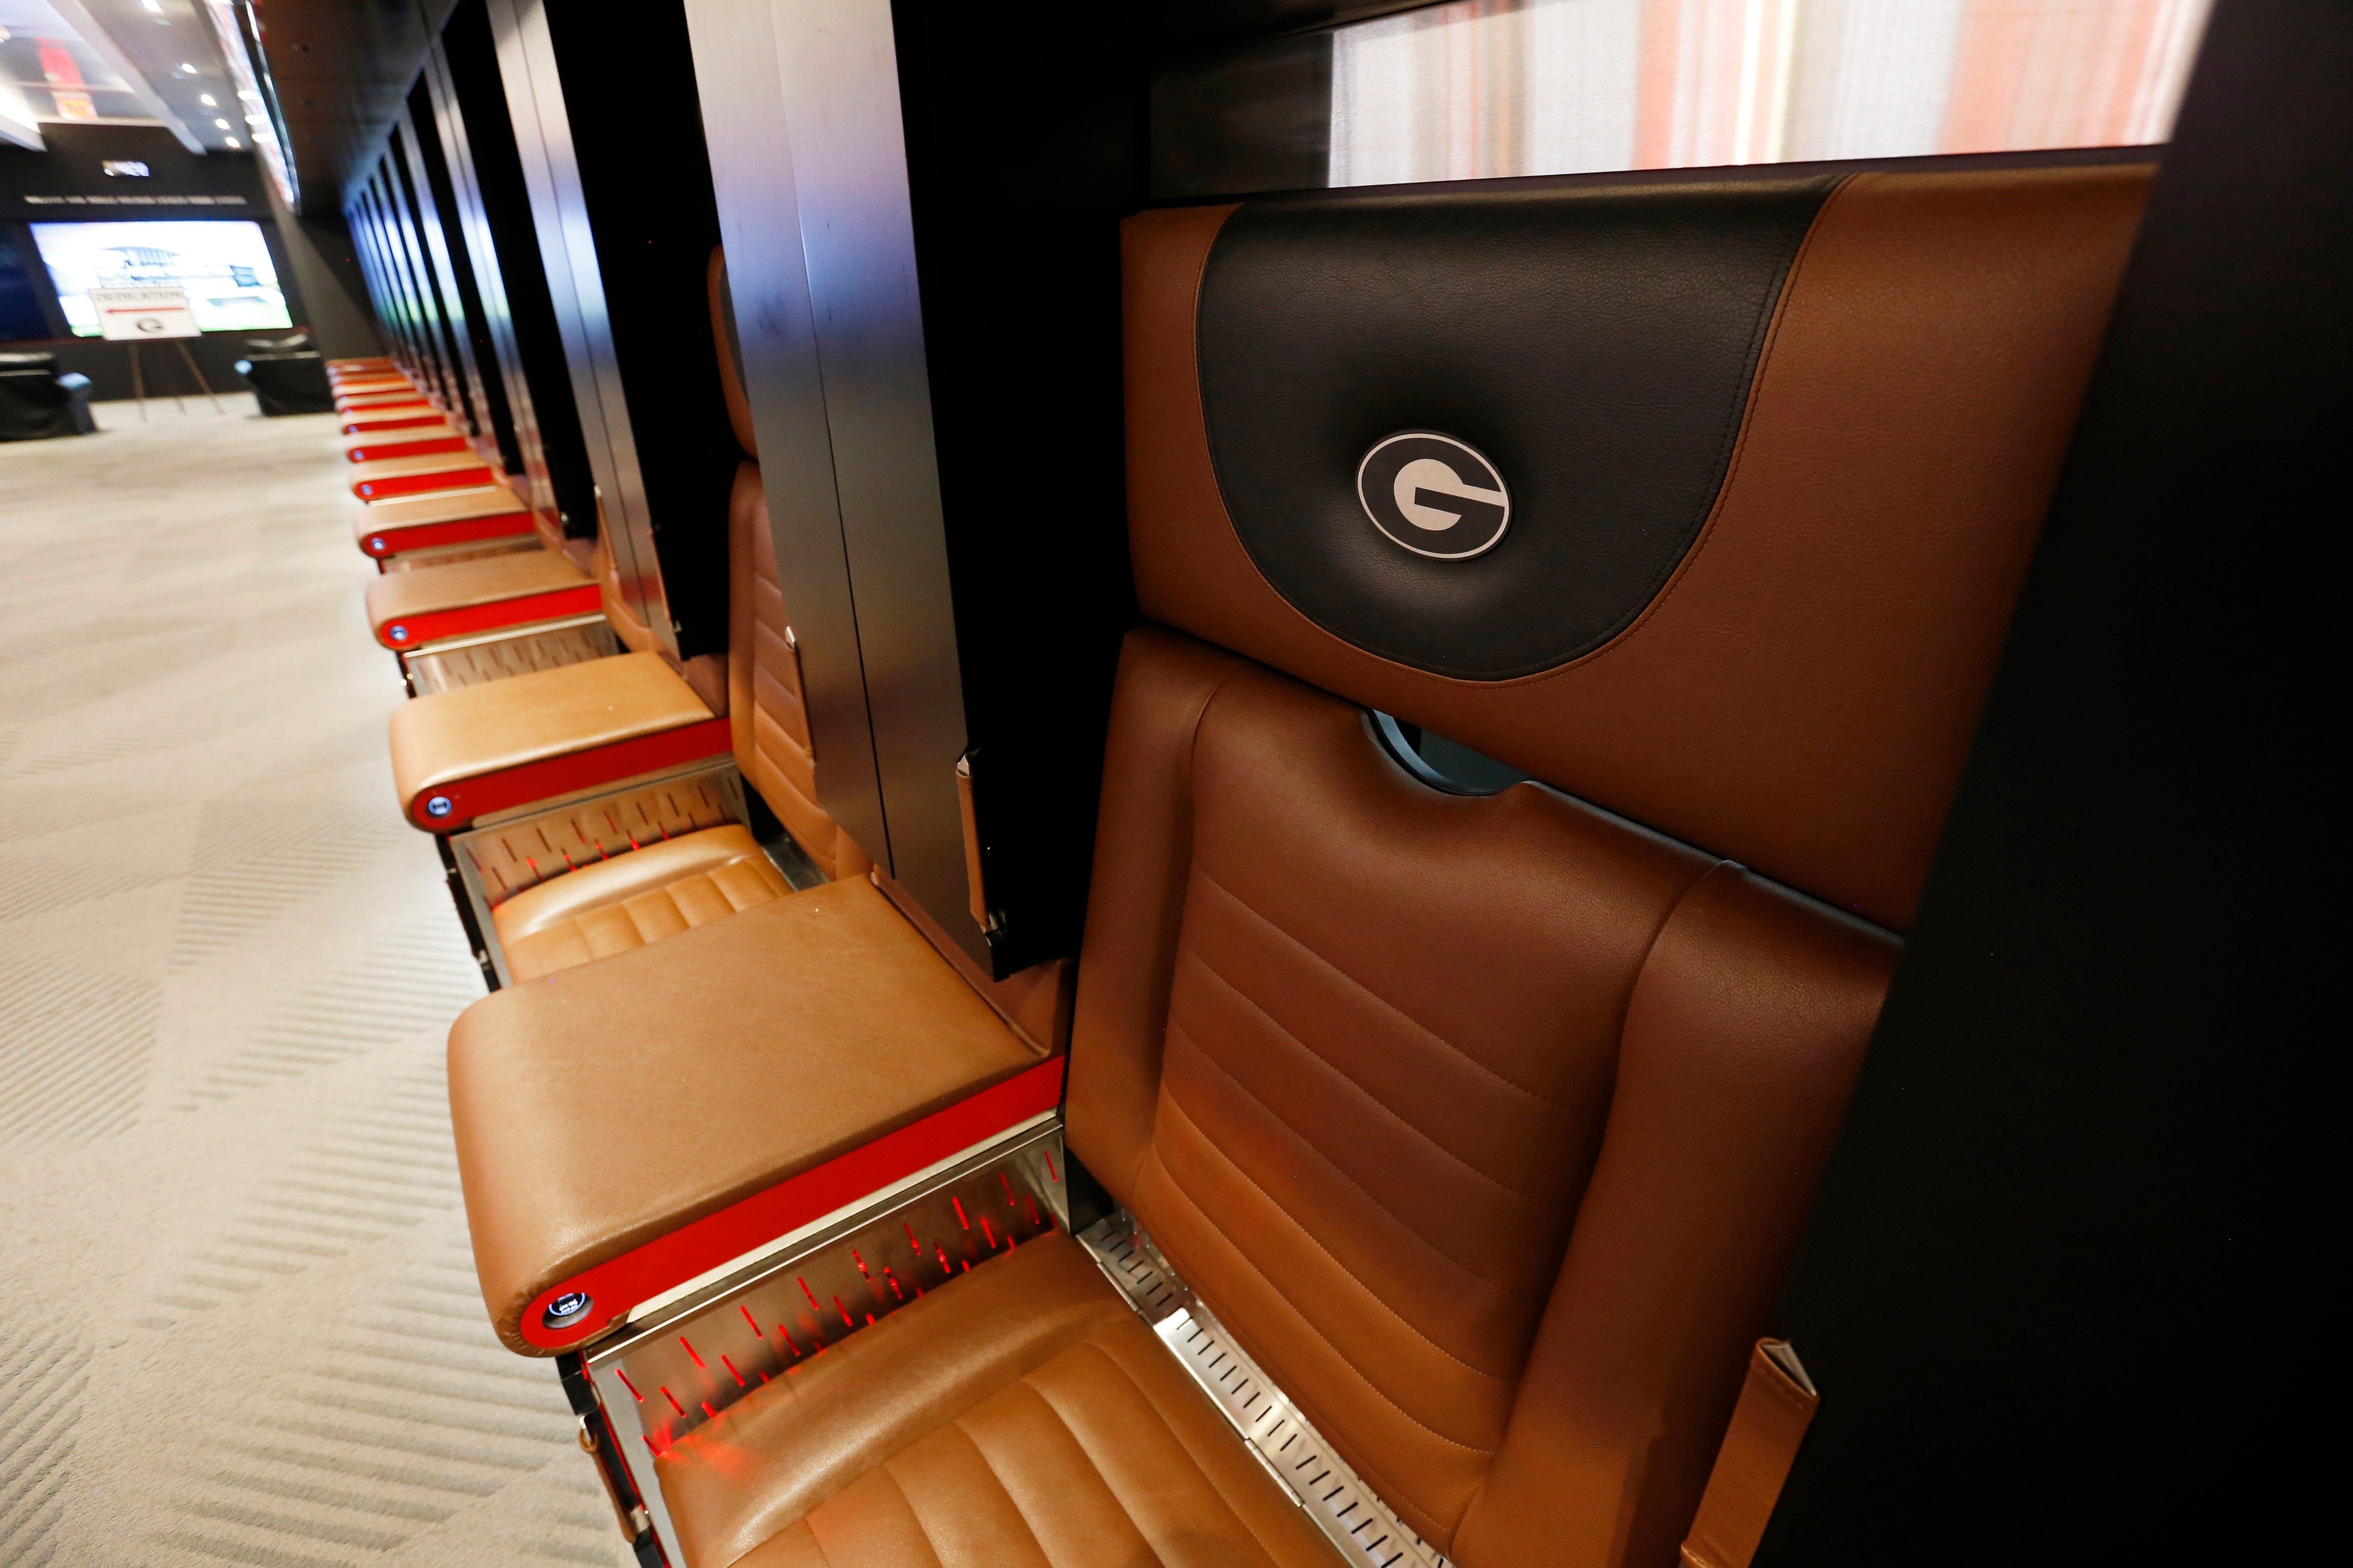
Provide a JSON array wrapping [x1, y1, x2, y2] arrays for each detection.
[[1355, 433, 1511, 560]]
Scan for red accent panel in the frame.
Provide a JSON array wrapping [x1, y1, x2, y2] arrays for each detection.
[[341, 412, 445, 435], [359, 509, 537, 558], [376, 583, 603, 650], [408, 715, 733, 831], [336, 394, 430, 412], [519, 1057, 1068, 1350], [353, 463, 497, 501], [348, 434, 468, 464]]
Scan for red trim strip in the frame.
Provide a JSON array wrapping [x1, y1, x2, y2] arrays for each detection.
[[354, 463, 497, 501], [348, 433, 468, 464], [376, 584, 602, 650], [336, 394, 431, 411], [408, 715, 733, 830], [341, 412, 446, 435], [519, 1057, 1067, 1350], [358, 509, 537, 558]]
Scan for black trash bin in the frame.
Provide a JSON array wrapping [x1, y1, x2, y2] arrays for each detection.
[[0, 351, 96, 441], [234, 344, 337, 416]]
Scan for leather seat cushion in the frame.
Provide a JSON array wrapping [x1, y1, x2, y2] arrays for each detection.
[[389, 650, 713, 811], [654, 1232, 1339, 1568], [492, 823, 790, 981], [365, 547, 589, 630]]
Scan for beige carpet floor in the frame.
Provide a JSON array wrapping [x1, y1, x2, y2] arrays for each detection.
[[0, 397, 631, 1568]]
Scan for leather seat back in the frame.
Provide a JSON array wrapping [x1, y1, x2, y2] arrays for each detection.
[[711, 249, 871, 881], [1068, 166, 2150, 1567]]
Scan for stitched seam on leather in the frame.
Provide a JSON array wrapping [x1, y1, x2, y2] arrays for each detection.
[[868, 1462, 955, 1568], [1176, 949, 1566, 1210], [1166, 1010, 1548, 1304], [938, 1411, 1074, 1568], [1126, 646, 1251, 1205], [1141, 1142, 1494, 1510], [1167, 973, 1553, 1222], [1158, 1089, 1518, 1389], [1192, 865, 1574, 1109], [1042, 1335, 1287, 1568]]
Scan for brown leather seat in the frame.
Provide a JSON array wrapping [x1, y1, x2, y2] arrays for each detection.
[[654, 1230, 1337, 1568], [491, 822, 790, 980], [627, 165, 2150, 1568], [441, 248, 869, 971]]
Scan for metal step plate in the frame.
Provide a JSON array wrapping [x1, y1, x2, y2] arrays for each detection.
[[1078, 1214, 1453, 1568]]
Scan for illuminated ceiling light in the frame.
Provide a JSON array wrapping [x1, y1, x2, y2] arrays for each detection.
[[198, 92, 216, 106], [176, 61, 196, 74], [224, 137, 239, 147], [139, 0, 163, 10], [213, 117, 229, 128]]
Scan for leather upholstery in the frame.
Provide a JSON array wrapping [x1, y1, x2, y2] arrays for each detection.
[[1197, 179, 1834, 678], [388, 650, 713, 816], [591, 524, 663, 654], [450, 877, 1046, 1354], [1125, 166, 2151, 930], [1067, 630, 1894, 1559], [654, 1232, 1339, 1568], [491, 822, 791, 982], [711, 247, 758, 458], [729, 463, 869, 881], [364, 548, 590, 631]]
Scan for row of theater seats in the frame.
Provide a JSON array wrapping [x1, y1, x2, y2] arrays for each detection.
[[337, 256, 869, 997], [355, 165, 2151, 1568]]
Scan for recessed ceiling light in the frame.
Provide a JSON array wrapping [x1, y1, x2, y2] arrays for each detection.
[[199, 93, 216, 106], [214, 117, 230, 128], [224, 137, 239, 147], [139, 0, 163, 11], [176, 62, 196, 74]]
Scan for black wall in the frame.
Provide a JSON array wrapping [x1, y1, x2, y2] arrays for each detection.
[[1756, 0, 2339, 1560]]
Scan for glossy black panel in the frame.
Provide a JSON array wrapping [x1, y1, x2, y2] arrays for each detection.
[[535, 3, 733, 659], [395, 104, 491, 441], [403, 78, 522, 474], [1196, 178, 1830, 679], [681, 0, 888, 865], [434, 0, 597, 535], [879, 0, 1149, 973]]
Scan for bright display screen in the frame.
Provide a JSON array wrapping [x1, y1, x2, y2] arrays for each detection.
[[30, 220, 293, 337]]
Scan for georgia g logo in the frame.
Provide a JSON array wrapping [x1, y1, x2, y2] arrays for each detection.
[[1355, 432, 1511, 560]]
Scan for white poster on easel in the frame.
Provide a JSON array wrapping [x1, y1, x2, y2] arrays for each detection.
[[90, 287, 200, 341]]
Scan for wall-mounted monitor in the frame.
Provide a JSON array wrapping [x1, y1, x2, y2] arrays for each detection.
[[29, 220, 292, 336]]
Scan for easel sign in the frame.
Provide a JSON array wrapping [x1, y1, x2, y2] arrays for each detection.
[[90, 286, 199, 341], [88, 286, 224, 419]]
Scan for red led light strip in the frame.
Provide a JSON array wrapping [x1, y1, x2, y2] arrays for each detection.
[[376, 583, 604, 650], [406, 715, 733, 831], [341, 412, 445, 435], [519, 1056, 1066, 1350], [357, 508, 538, 559], [348, 433, 469, 464], [353, 462, 498, 502]]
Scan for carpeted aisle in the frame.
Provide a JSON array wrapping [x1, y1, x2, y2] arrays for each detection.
[[0, 398, 631, 1568]]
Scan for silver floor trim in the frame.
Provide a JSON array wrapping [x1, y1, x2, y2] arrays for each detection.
[[1077, 1214, 1454, 1568]]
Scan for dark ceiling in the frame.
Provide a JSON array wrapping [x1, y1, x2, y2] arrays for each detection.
[[252, 0, 453, 213]]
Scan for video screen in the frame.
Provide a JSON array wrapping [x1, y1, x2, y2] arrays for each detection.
[[30, 220, 292, 336]]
